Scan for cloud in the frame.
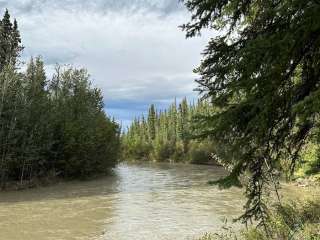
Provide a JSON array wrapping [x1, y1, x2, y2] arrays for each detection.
[[0, 0, 183, 15], [0, 0, 210, 125]]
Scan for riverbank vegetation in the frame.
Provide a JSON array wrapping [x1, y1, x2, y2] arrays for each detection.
[[122, 98, 217, 164], [0, 10, 120, 189], [199, 202, 320, 240], [198, 200, 320, 240]]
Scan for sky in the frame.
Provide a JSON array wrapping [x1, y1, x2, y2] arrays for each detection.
[[0, 0, 210, 128]]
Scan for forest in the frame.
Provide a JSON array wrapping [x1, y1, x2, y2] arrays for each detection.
[[123, 98, 320, 178], [0, 10, 120, 189], [122, 98, 217, 164]]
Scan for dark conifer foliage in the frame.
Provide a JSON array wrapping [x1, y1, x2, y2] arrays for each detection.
[[0, 10, 120, 188], [122, 98, 216, 164], [182, 0, 320, 225], [0, 9, 22, 70]]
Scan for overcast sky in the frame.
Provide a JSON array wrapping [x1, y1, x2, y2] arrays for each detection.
[[0, 0, 210, 128]]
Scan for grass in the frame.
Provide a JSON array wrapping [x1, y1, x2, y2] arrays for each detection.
[[196, 200, 320, 240]]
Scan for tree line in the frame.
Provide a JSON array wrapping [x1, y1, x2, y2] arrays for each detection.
[[122, 98, 217, 164], [0, 10, 120, 189]]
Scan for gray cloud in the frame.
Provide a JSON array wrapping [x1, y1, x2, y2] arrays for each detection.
[[0, 0, 210, 124], [0, 0, 183, 16]]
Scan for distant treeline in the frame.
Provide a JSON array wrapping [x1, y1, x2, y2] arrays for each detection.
[[122, 98, 217, 164], [0, 10, 120, 189], [122, 95, 320, 175]]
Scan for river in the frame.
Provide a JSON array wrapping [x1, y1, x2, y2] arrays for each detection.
[[0, 163, 252, 240]]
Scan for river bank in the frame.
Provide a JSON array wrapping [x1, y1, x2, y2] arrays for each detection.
[[3, 159, 319, 193], [1, 169, 115, 192]]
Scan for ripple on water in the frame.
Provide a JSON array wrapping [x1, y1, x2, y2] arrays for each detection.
[[0, 163, 244, 240]]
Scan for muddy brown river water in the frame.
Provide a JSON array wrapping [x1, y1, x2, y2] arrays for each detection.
[[0, 162, 316, 240]]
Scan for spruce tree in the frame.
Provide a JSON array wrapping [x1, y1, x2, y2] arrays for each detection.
[[178, 98, 189, 153], [148, 104, 156, 140], [182, 0, 320, 225], [0, 10, 22, 70]]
